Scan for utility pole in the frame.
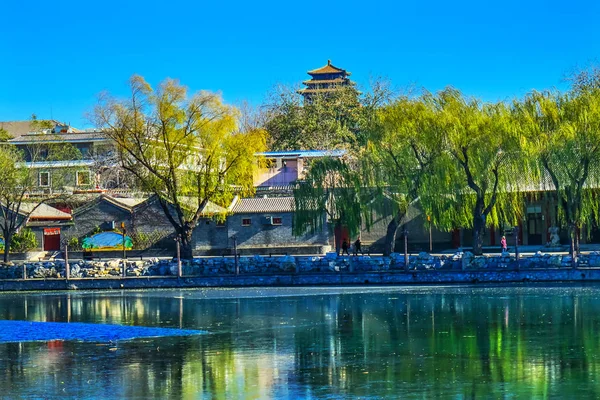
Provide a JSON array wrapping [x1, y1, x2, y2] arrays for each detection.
[[404, 228, 409, 271], [121, 222, 127, 277], [513, 226, 520, 270], [121, 222, 127, 260], [233, 235, 239, 275], [428, 215, 432, 253], [65, 243, 70, 280], [176, 235, 182, 278]]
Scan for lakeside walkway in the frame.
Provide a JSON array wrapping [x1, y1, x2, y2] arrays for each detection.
[[1, 267, 600, 292], [0, 244, 599, 292]]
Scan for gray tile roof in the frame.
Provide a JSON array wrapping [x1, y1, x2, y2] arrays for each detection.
[[10, 131, 108, 144], [0, 120, 68, 137], [231, 197, 295, 214], [19, 203, 72, 220]]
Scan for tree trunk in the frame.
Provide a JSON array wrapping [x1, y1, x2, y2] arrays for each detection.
[[334, 221, 342, 255], [472, 199, 486, 256], [179, 226, 194, 260], [3, 232, 11, 263], [568, 223, 576, 259], [383, 212, 404, 256]]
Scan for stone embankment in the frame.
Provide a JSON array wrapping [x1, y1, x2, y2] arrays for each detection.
[[0, 251, 599, 291]]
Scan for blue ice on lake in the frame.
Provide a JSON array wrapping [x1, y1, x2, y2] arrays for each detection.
[[0, 320, 205, 343]]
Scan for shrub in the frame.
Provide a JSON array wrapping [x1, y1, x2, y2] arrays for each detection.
[[67, 237, 80, 249], [131, 229, 171, 250], [11, 229, 38, 252]]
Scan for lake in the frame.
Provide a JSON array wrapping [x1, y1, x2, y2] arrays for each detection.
[[0, 285, 598, 399]]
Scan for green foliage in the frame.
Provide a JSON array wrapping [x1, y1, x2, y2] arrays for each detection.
[[94, 75, 266, 258], [293, 157, 367, 238], [264, 82, 393, 151], [367, 96, 444, 215], [517, 69, 600, 252], [264, 86, 361, 150], [0, 128, 13, 142], [409, 88, 527, 254], [92, 226, 102, 235], [130, 229, 171, 250], [10, 229, 37, 252], [29, 114, 54, 130], [67, 237, 80, 249], [0, 142, 74, 261]]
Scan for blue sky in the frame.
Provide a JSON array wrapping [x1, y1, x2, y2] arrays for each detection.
[[1, 0, 599, 128]]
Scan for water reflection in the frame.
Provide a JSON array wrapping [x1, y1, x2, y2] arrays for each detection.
[[0, 286, 599, 398]]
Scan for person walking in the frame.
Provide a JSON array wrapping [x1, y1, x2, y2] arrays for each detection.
[[341, 239, 350, 256], [501, 235, 508, 253], [353, 238, 363, 256]]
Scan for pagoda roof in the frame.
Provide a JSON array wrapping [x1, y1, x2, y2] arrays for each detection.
[[297, 87, 360, 94], [308, 60, 351, 76], [302, 78, 355, 85]]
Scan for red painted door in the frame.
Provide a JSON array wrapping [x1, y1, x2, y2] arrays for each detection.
[[43, 228, 61, 251]]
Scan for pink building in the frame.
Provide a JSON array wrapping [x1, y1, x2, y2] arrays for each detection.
[[254, 150, 345, 187]]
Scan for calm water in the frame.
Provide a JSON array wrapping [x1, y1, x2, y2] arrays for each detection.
[[0, 285, 599, 399]]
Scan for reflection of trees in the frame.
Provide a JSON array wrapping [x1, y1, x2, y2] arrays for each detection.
[[1, 289, 600, 397]]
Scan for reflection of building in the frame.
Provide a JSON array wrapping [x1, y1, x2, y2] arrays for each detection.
[[297, 60, 357, 103]]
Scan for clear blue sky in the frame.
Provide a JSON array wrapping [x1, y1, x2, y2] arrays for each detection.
[[1, 0, 599, 128]]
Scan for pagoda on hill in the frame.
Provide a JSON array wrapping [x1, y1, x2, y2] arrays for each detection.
[[297, 60, 357, 102]]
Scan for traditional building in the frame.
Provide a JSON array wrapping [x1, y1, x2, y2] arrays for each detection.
[[297, 60, 357, 103], [1, 120, 123, 190]]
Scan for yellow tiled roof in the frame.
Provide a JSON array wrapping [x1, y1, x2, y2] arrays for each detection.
[[308, 60, 350, 76], [302, 78, 350, 85]]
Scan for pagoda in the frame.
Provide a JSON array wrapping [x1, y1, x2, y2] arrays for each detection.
[[297, 60, 357, 102]]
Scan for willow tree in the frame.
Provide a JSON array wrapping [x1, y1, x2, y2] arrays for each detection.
[[431, 88, 524, 255], [94, 75, 266, 259], [364, 96, 444, 255], [293, 157, 368, 253], [519, 87, 600, 258]]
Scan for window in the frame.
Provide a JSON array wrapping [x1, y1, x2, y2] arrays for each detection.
[[272, 217, 282, 225], [242, 218, 251, 226], [78, 145, 91, 159], [39, 171, 50, 187], [76, 171, 91, 186], [216, 220, 226, 228]]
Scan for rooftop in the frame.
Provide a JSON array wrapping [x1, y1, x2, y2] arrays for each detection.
[[258, 150, 346, 158], [10, 131, 108, 145], [302, 78, 354, 85], [19, 203, 72, 220], [0, 120, 73, 138], [308, 60, 351, 76], [231, 197, 295, 214]]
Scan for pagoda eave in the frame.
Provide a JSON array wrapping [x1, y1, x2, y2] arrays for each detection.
[[297, 88, 361, 95], [302, 78, 355, 85]]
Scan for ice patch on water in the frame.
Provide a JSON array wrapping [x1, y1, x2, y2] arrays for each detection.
[[0, 320, 205, 343]]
